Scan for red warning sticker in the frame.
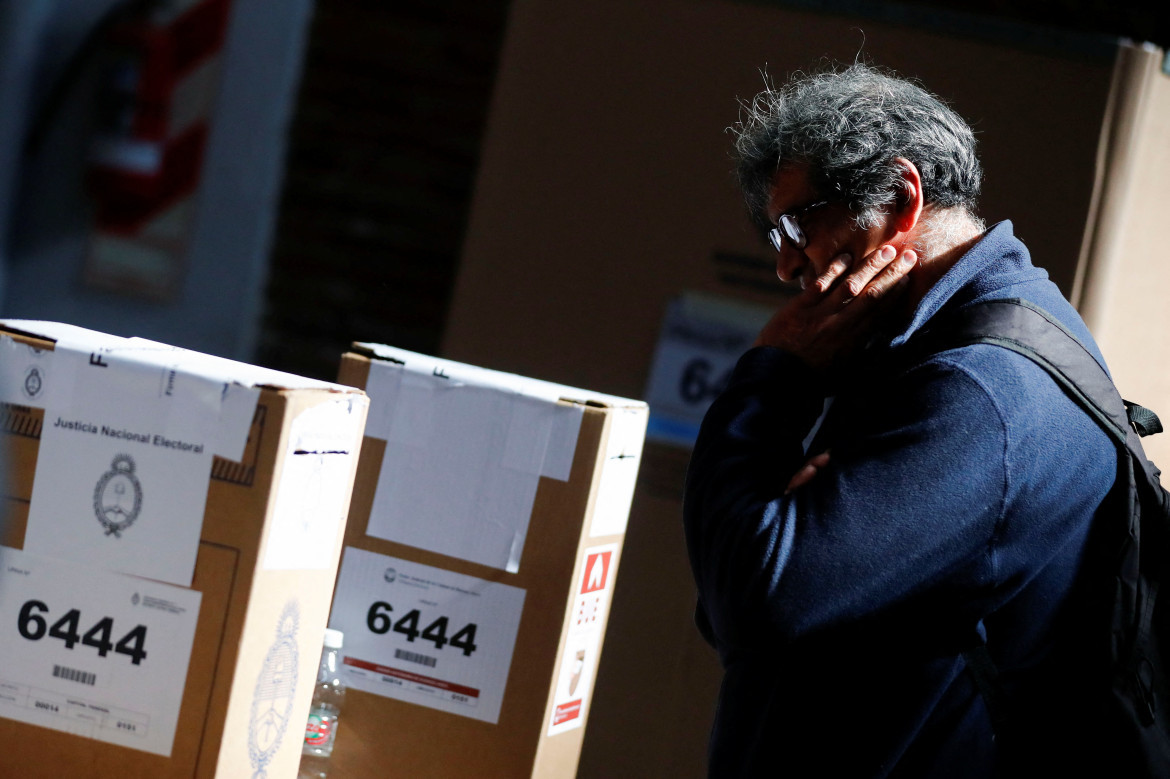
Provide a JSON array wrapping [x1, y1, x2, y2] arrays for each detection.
[[580, 550, 613, 594], [550, 543, 620, 737], [553, 700, 582, 725]]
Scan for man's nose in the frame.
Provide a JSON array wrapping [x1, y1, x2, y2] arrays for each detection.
[[774, 245, 806, 284]]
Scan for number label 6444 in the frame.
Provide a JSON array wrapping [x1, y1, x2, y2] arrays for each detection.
[[17, 599, 148, 665], [366, 601, 478, 657]]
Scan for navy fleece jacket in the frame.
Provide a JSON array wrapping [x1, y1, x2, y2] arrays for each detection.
[[683, 222, 1117, 776]]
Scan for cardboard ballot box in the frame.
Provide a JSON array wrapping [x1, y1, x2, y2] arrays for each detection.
[[327, 343, 647, 778], [0, 321, 368, 778]]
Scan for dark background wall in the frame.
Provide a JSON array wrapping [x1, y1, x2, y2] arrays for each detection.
[[258, 0, 1168, 382], [257, 0, 511, 379]]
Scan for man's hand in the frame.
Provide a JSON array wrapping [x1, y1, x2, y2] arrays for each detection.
[[754, 245, 918, 370]]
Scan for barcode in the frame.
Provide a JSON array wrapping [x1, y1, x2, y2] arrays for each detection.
[[394, 649, 437, 668], [53, 664, 96, 686]]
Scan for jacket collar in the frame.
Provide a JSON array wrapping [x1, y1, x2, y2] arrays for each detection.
[[886, 220, 1043, 349]]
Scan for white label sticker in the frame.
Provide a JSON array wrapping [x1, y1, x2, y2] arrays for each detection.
[[548, 543, 619, 736], [0, 335, 71, 409], [23, 349, 220, 586], [589, 407, 647, 538], [2, 331, 260, 466], [363, 361, 582, 573], [262, 398, 365, 571], [328, 548, 526, 724], [0, 546, 202, 756]]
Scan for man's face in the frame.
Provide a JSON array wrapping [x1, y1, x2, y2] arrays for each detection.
[[766, 165, 895, 289]]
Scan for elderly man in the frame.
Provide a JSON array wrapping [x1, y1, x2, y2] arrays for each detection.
[[683, 64, 1116, 776]]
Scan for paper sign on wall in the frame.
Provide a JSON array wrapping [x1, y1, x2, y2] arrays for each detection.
[[548, 542, 619, 736], [328, 547, 526, 724], [642, 292, 773, 446], [0, 546, 202, 756]]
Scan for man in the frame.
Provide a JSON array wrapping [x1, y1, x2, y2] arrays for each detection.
[[683, 63, 1117, 776]]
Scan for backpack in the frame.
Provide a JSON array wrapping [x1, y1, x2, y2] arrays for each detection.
[[918, 297, 1170, 775]]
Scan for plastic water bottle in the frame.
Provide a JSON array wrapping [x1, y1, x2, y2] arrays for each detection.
[[298, 628, 345, 778]]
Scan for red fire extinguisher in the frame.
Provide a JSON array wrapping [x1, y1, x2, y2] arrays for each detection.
[[86, 0, 231, 234]]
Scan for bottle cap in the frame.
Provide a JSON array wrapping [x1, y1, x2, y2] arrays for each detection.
[[323, 628, 344, 649]]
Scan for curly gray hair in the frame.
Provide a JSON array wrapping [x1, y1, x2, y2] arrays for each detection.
[[733, 63, 982, 232]]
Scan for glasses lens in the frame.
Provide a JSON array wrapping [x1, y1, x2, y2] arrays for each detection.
[[767, 228, 785, 253], [779, 215, 806, 249]]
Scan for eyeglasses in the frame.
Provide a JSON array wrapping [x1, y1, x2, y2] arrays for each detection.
[[768, 200, 829, 252]]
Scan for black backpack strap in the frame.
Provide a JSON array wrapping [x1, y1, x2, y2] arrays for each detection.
[[912, 298, 1161, 731], [918, 298, 1131, 445], [1126, 401, 1164, 438]]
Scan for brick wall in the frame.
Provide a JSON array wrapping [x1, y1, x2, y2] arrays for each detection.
[[257, 0, 510, 380]]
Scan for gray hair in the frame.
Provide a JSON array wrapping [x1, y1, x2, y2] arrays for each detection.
[[732, 63, 982, 231]]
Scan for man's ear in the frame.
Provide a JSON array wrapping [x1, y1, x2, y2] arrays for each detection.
[[892, 157, 924, 233]]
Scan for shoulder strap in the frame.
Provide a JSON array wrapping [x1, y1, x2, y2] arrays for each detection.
[[915, 298, 1132, 445], [912, 298, 1164, 732]]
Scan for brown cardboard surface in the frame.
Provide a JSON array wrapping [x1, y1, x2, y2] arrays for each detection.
[[439, 2, 1124, 776], [327, 351, 640, 778], [212, 387, 365, 779], [1071, 44, 1170, 467], [0, 325, 367, 778]]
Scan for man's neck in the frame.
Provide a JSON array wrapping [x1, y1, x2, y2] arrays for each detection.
[[889, 209, 984, 322], [904, 210, 985, 310]]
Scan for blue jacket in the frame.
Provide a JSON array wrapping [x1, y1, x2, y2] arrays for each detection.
[[683, 222, 1117, 776]]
